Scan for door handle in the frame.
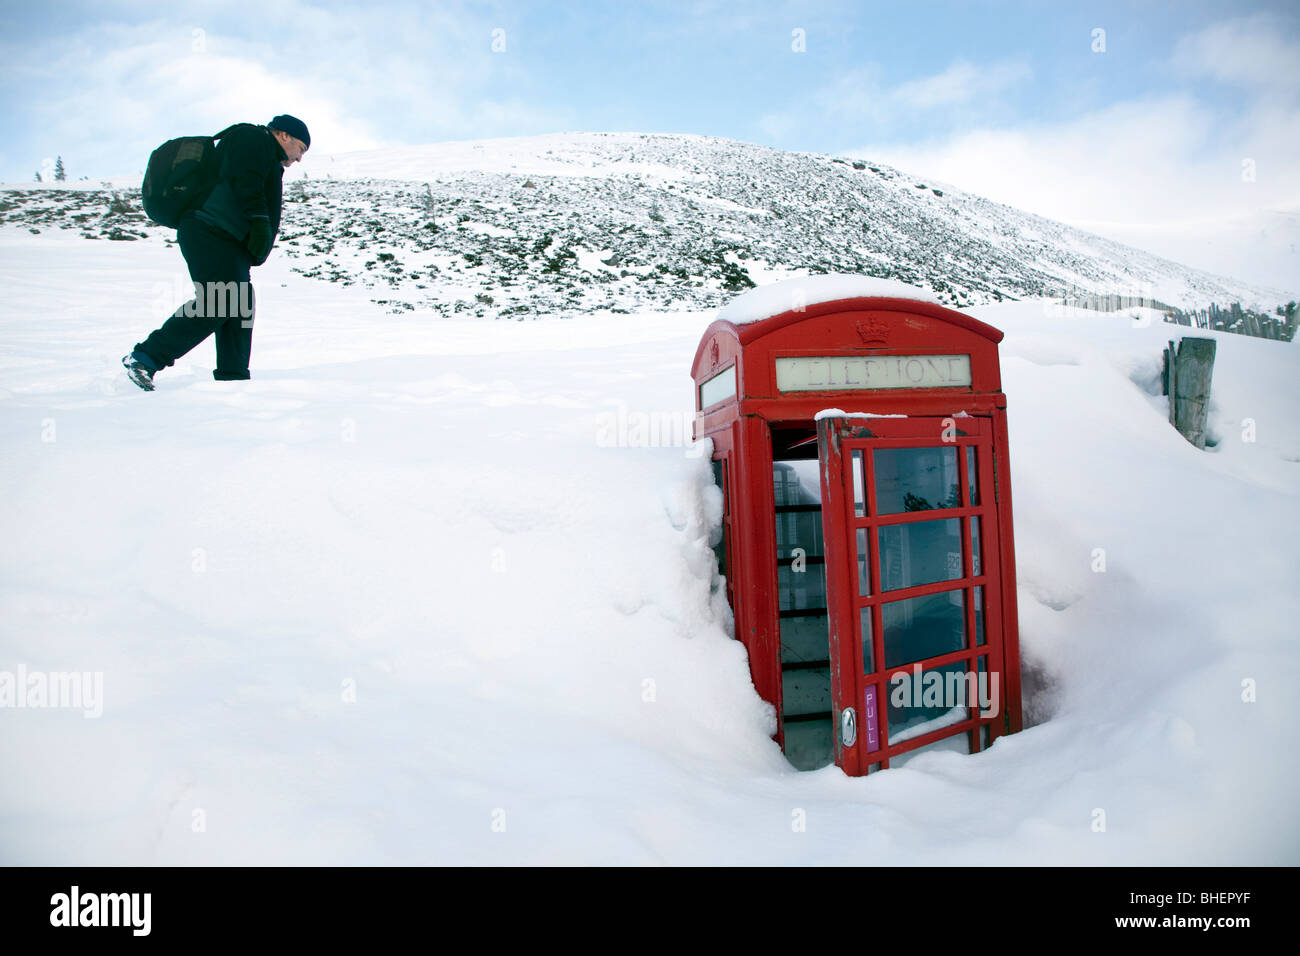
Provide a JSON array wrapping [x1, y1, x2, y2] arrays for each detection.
[[840, 706, 857, 747]]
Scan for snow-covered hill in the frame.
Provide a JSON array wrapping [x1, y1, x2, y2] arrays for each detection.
[[3, 132, 1294, 322]]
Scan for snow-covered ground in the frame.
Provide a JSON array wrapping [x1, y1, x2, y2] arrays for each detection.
[[1, 227, 1297, 864]]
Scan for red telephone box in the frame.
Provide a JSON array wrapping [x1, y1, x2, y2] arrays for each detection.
[[693, 280, 1023, 774]]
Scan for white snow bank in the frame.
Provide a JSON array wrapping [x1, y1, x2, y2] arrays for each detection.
[[717, 274, 942, 325], [0, 232, 1296, 864]]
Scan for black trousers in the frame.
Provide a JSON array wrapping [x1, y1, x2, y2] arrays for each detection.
[[137, 214, 255, 380]]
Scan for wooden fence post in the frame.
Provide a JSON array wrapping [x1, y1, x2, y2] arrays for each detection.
[[1167, 337, 1216, 449]]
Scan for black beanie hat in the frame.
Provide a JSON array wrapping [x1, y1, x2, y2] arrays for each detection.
[[268, 114, 310, 148]]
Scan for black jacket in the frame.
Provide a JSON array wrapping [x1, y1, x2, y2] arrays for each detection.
[[194, 123, 286, 258]]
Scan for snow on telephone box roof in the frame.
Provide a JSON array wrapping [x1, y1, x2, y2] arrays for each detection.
[[691, 273, 1003, 408], [715, 274, 943, 326]]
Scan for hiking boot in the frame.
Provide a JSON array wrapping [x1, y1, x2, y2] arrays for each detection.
[[122, 354, 156, 391]]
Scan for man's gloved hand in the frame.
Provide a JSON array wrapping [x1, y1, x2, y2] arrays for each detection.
[[246, 217, 274, 264]]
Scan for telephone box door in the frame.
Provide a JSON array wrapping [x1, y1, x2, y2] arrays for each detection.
[[816, 414, 1009, 775]]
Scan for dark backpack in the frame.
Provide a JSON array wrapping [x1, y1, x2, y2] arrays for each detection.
[[140, 126, 237, 228]]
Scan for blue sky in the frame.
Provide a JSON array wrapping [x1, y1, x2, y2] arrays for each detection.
[[2, 0, 1298, 287]]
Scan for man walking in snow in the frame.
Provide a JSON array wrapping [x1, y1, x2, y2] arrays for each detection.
[[122, 115, 310, 390]]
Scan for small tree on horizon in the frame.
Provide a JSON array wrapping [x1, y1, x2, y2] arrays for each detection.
[[54, 156, 66, 181]]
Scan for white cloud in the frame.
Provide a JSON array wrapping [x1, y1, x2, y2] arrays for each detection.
[[829, 15, 1300, 292], [3, 2, 571, 178], [854, 96, 1228, 222], [1173, 12, 1300, 95], [21, 24, 377, 176], [851, 90, 1300, 292], [759, 55, 1029, 158], [889, 59, 1031, 110], [758, 56, 1030, 135]]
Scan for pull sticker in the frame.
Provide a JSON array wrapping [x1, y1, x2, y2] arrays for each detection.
[[864, 686, 880, 752]]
